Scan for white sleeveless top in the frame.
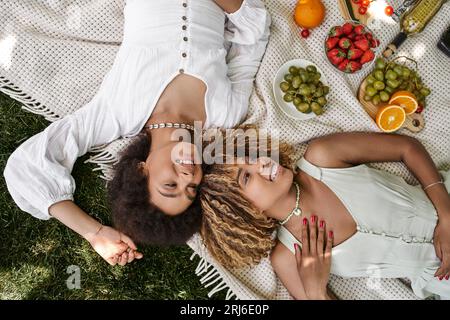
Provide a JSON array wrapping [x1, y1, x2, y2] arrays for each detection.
[[277, 157, 450, 299]]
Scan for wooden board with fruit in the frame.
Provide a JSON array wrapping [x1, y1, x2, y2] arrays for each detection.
[[357, 57, 430, 133]]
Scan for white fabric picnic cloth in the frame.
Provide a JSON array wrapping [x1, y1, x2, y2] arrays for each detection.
[[1, 0, 449, 299]]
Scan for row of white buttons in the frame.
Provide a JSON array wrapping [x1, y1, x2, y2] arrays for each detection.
[[180, 1, 188, 74], [356, 225, 433, 244]]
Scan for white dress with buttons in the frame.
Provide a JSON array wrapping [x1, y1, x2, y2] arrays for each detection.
[[3, 0, 271, 220], [278, 157, 450, 299]]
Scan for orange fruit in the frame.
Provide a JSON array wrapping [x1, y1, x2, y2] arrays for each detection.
[[388, 91, 418, 115], [294, 0, 326, 29], [376, 104, 406, 133]]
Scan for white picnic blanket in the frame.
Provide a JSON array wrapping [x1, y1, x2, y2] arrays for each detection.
[[1, 0, 449, 300]]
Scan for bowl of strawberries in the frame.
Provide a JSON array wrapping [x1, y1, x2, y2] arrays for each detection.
[[325, 20, 380, 74]]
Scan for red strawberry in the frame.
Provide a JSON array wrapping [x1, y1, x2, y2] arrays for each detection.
[[341, 22, 354, 35], [354, 39, 370, 51], [329, 26, 343, 37], [326, 36, 340, 50], [338, 59, 350, 72], [346, 61, 362, 73], [354, 34, 366, 41], [360, 49, 375, 64], [370, 38, 380, 48], [354, 25, 365, 35], [348, 33, 357, 40], [327, 48, 347, 65], [347, 48, 364, 60], [365, 32, 373, 40], [338, 37, 352, 49]]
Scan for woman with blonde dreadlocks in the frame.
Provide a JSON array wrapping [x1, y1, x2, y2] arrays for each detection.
[[199, 129, 450, 300]]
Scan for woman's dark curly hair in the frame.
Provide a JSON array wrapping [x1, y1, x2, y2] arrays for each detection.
[[107, 132, 202, 246]]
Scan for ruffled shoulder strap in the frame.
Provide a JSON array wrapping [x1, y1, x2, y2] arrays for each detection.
[[277, 226, 302, 255]]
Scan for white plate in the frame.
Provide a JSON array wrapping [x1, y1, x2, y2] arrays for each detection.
[[272, 58, 329, 121]]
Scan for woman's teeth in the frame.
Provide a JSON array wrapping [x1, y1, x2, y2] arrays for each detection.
[[270, 164, 278, 181], [176, 159, 194, 165]]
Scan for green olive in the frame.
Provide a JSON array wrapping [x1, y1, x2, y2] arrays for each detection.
[[317, 96, 327, 106], [314, 87, 324, 98], [280, 81, 290, 92], [311, 102, 323, 115], [300, 72, 309, 83], [292, 76, 302, 89], [393, 66, 403, 76], [293, 97, 302, 107], [297, 102, 311, 113], [309, 84, 317, 93], [283, 93, 294, 102], [402, 68, 411, 78], [284, 74, 293, 82], [322, 86, 330, 95], [306, 65, 317, 73], [289, 66, 299, 75]]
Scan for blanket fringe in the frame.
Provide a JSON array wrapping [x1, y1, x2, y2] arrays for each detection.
[[0, 76, 61, 122], [190, 252, 237, 300], [0, 75, 120, 180]]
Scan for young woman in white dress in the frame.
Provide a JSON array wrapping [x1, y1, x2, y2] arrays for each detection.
[[199, 131, 450, 299], [4, 0, 270, 266]]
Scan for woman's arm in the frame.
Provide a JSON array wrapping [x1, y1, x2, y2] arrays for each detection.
[[305, 132, 450, 279], [272, 218, 334, 300], [3, 94, 141, 266], [49, 201, 142, 266], [213, 0, 243, 13]]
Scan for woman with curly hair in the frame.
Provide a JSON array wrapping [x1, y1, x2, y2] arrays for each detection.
[[199, 129, 450, 299], [3, 0, 270, 266]]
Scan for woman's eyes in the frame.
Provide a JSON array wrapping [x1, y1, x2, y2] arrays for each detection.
[[243, 172, 250, 185]]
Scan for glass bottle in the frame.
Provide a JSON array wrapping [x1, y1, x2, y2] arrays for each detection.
[[383, 0, 448, 58]]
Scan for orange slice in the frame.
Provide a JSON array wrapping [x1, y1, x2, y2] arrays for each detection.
[[376, 104, 406, 133], [388, 91, 418, 115]]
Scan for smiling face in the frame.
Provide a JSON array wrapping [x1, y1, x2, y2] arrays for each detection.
[[142, 141, 203, 216], [234, 157, 294, 212]]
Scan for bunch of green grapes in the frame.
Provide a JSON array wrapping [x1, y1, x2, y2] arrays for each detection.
[[279, 65, 330, 115], [364, 57, 431, 107]]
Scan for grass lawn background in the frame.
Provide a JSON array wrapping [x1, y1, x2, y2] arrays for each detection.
[[0, 92, 221, 299]]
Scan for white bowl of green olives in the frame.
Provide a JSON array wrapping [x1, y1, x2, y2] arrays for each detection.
[[273, 59, 330, 120]]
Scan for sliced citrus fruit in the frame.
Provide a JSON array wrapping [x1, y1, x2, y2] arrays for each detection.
[[376, 104, 406, 133], [388, 91, 418, 115]]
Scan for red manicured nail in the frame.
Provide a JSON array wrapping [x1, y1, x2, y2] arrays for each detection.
[[310, 215, 316, 223], [439, 276, 444, 281], [446, 275, 449, 280], [320, 220, 325, 228], [303, 217, 308, 225], [328, 231, 334, 238], [294, 243, 298, 251]]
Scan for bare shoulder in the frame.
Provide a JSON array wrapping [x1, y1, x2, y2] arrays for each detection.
[[270, 241, 295, 269], [303, 133, 351, 169]]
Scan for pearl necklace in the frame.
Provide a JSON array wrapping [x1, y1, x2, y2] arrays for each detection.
[[279, 182, 302, 226], [144, 122, 195, 131]]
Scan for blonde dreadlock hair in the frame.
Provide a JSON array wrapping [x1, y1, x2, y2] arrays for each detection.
[[199, 126, 295, 269]]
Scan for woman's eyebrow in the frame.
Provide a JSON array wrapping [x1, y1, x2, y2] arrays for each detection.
[[236, 168, 242, 185], [158, 189, 179, 198]]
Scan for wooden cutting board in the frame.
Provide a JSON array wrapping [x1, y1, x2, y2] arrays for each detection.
[[357, 77, 425, 133], [337, 0, 376, 24]]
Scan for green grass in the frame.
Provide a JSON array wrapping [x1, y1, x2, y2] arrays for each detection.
[[0, 92, 222, 300]]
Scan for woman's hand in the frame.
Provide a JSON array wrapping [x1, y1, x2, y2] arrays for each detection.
[[433, 213, 450, 280], [295, 215, 333, 300], [85, 225, 143, 266]]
